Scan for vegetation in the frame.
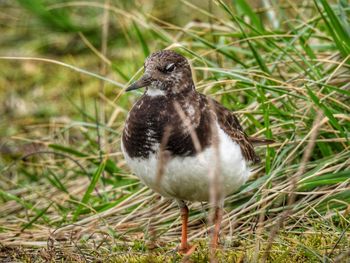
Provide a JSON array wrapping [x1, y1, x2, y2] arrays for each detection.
[[0, 0, 349, 262]]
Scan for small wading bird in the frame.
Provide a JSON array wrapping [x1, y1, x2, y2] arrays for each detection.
[[121, 50, 272, 253]]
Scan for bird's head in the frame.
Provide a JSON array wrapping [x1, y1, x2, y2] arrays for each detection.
[[126, 50, 194, 96]]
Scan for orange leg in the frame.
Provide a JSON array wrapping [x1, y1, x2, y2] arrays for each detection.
[[177, 201, 197, 254], [180, 204, 189, 252], [210, 206, 223, 250]]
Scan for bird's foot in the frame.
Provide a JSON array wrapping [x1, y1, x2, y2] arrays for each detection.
[[210, 242, 223, 253], [178, 243, 197, 255]]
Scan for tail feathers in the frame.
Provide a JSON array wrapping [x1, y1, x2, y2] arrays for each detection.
[[249, 137, 275, 146]]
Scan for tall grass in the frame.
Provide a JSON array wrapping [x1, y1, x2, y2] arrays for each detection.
[[0, 0, 349, 261]]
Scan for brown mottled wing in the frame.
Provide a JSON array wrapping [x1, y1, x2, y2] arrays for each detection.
[[210, 98, 260, 164]]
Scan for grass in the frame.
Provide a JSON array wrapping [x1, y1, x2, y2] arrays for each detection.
[[1, 234, 348, 262], [0, 0, 350, 262]]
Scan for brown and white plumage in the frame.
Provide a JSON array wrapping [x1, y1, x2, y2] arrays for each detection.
[[121, 50, 271, 252], [211, 97, 261, 164]]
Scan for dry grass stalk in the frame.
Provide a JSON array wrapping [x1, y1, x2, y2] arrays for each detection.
[[262, 110, 324, 262], [206, 99, 222, 263], [173, 101, 202, 153], [155, 125, 172, 191]]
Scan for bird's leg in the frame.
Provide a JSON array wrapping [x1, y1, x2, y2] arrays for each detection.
[[180, 202, 189, 252], [177, 200, 194, 254], [210, 205, 223, 250]]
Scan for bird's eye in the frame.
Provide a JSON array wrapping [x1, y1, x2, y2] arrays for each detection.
[[164, 63, 175, 73]]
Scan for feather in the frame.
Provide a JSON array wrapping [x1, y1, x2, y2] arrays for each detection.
[[249, 137, 275, 146]]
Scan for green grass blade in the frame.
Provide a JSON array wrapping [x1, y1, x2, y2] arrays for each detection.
[[133, 21, 150, 58], [316, 190, 350, 212], [185, 31, 248, 67], [49, 144, 87, 158], [16, 0, 78, 32], [72, 161, 106, 221], [315, 0, 350, 57], [21, 202, 53, 231], [299, 170, 350, 190], [230, 13, 270, 74], [48, 144, 120, 175], [306, 86, 346, 139], [234, 0, 264, 31], [46, 170, 68, 193], [111, 62, 130, 82], [0, 189, 34, 210], [0, 189, 50, 222], [319, 0, 350, 47]]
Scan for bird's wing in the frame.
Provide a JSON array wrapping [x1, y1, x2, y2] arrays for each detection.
[[248, 137, 275, 146], [208, 97, 261, 164]]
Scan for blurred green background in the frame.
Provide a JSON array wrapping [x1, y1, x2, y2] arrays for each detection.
[[1, 0, 350, 262]]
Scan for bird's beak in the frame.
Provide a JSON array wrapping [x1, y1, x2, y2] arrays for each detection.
[[126, 74, 152, 92]]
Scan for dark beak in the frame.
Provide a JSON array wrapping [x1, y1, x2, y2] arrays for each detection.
[[126, 74, 152, 92]]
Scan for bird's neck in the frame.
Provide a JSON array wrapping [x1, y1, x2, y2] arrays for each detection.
[[145, 81, 196, 98]]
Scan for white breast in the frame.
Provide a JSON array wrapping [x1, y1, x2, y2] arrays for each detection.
[[121, 123, 251, 202]]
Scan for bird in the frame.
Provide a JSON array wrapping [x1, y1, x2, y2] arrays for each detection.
[[121, 50, 272, 253]]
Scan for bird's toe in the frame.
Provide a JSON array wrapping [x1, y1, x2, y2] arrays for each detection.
[[178, 243, 197, 255]]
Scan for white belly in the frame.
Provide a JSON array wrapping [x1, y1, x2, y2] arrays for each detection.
[[121, 125, 251, 202]]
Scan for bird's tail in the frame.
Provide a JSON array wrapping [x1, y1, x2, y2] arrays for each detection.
[[249, 137, 275, 146]]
